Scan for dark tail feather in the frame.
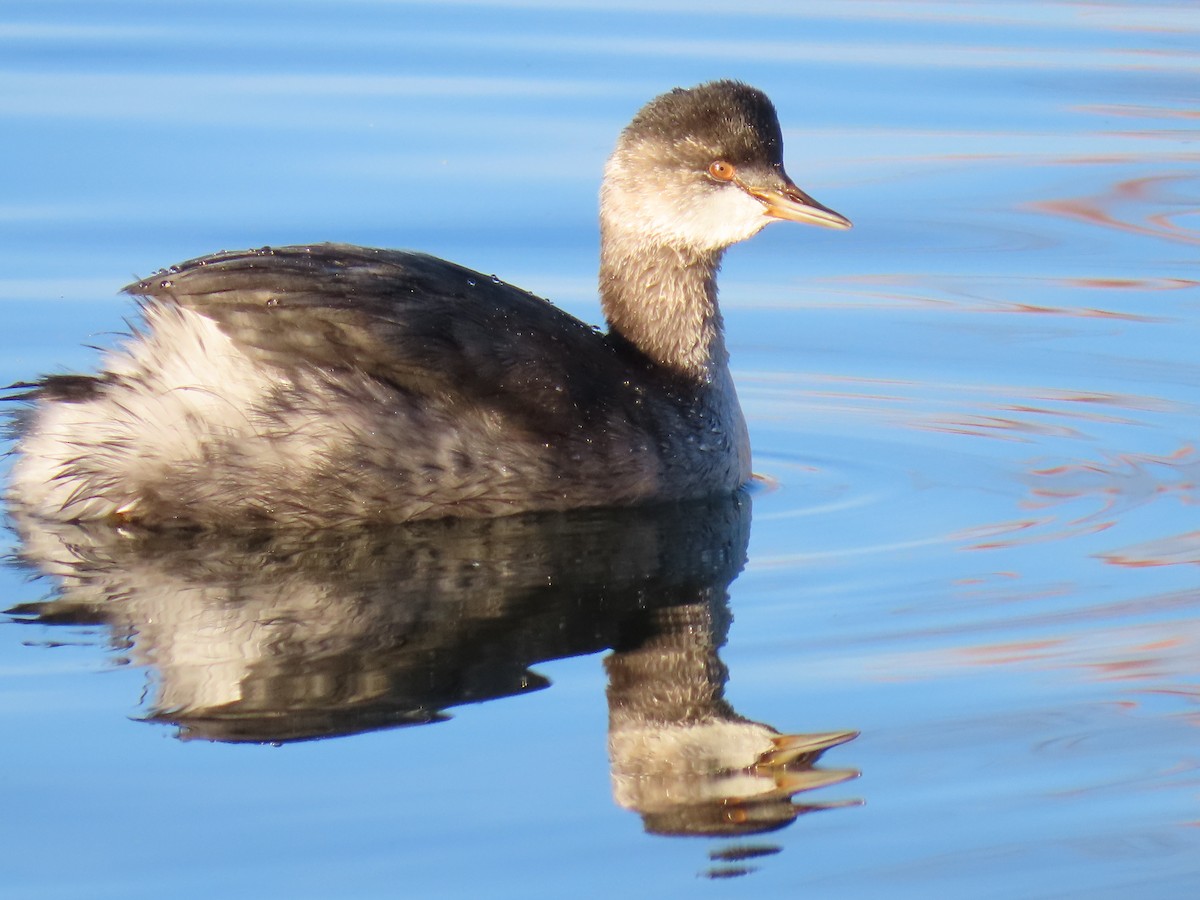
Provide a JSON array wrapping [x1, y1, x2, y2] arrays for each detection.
[[4, 375, 106, 403]]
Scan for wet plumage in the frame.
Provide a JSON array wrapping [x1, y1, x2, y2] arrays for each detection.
[[6, 81, 849, 527]]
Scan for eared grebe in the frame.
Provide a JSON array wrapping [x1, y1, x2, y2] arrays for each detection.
[[7, 81, 850, 527]]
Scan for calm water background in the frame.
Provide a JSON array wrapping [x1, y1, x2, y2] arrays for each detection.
[[2, 1, 1199, 897]]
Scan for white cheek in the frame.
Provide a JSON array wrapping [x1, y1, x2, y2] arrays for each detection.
[[674, 185, 771, 248], [602, 157, 772, 251], [626, 181, 769, 250]]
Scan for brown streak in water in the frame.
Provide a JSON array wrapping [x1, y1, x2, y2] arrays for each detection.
[[1003, 447, 1200, 562], [1061, 276, 1198, 292], [969, 519, 1114, 551], [1083, 105, 1200, 121], [955, 572, 1021, 584], [1030, 174, 1200, 247], [787, 276, 1178, 322], [1056, 153, 1200, 166], [1102, 530, 1200, 568]]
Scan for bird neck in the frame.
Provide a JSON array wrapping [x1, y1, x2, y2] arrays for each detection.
[[599, 228, 728, 383]]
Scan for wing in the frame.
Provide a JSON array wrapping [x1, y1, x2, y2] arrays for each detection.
[[123, 243, 653, 438]]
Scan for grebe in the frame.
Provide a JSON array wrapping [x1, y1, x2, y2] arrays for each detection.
[[7, 81, 849, 527]]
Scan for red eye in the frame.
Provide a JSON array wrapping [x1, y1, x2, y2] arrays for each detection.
[[708, 160, 736, 182]]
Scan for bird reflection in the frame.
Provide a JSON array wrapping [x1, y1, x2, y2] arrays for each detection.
[[6, 492, 857, 849], [608, 602, 856, 843]]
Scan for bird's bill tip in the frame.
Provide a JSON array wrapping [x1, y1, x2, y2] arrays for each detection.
[[749, 183, 852, 230]]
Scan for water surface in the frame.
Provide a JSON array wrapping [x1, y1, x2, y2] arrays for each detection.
[[2, 1, 1199, 898]]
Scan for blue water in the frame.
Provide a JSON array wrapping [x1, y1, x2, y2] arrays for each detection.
[[2, 1, 1199, 897]]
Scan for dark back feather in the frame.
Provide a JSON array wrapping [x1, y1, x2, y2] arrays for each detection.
[[124, 243, 679, 442]]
